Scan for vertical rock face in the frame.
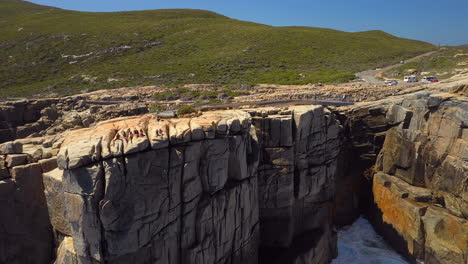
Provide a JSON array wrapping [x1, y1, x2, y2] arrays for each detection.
[[0, 141, 55, 264], [51, 106, 341, 264], [248, 106, 340, 263], [372, 92, 468, 264], [56, 111, 261, 264], [333, 100, 395, 226]]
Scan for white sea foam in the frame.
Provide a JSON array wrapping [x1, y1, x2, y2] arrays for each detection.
[[332, 217, 409, 264]]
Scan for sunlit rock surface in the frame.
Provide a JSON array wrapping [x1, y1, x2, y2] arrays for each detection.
[[53, 106, 340, 263], [0, 89, 466, 264], [372, 92, 468, 264]]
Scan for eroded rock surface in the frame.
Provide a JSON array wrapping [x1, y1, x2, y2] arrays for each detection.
[[55, 110, 260, 263], [0, 98, 148, 144], [52, 106, 341, 264], [0, 140, 57, 264], [371, 92, 468, 264], [1, 89, 467, 264]]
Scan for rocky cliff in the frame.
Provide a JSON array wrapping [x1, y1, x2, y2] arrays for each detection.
[[53, 111, 260, 264], [0, 140, 58, 263], [0, 98, 148, 143], [371, 92, 468, 264], [0, 89, 466, 264], [248, 106, 339, 263], [335, 90, 467, 264], [43, 105, 340, 264]]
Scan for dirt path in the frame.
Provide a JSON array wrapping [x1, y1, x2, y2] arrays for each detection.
[[356, 50, 437, 85]]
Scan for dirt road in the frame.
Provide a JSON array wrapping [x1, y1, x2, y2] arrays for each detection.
[[355, 50, 437, 85]]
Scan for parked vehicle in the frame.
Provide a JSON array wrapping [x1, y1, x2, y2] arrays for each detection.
[[422, 76, 439, 83], [404, 75, 418, 83], [386, 80, 398, 86]]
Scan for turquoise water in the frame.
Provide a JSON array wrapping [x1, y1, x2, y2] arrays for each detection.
[[332, 217, 409, 264]]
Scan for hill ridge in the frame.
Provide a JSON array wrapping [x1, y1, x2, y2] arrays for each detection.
[[0, 0, 435, 97]]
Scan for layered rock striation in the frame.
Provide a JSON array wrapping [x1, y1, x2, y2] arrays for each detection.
[[54, 111, 260, 263], [247, 106, 339, 263], [371, 92, 468, 264], [50, 105, 342, 264]]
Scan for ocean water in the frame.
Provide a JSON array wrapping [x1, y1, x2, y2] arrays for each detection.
[[331, 217, 409, 264]]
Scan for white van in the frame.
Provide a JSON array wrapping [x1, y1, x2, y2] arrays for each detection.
[[404, 75, 418, 83]]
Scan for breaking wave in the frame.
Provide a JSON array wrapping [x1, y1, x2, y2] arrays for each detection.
[[332, 217, 409, 264]]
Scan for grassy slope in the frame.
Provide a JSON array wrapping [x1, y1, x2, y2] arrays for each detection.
[[0, 0, 435, 97], [383, 46, 468, 79]]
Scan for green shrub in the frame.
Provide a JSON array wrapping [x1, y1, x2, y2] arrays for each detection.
[[200, 91, 219, 98], [181, 90, 201, 98], [148, 105, 162, 112], [208, 98, 222, 104], [177, 105, 197, 116], [153, 92, 176, 101]]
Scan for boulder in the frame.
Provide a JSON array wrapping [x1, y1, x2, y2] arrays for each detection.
[[54, 237, 78, 264], [423, 206, 468, 264], [5, 154, 28, 167], [43, 168, 71, 237], [39, 157, 58, 173], [0, 141, 22, 154], [373, 172, 428, 259]]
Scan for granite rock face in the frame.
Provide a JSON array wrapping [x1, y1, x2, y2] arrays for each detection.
[[0, 140, 55, 264], [333, 100, 393, 226], [52, 106, 340, 264], [247, 106, 339, 263], [372, 92, 468, 264], [0, 106, 341, 264], [1, 90, 466, 264], [56, 110, 261, 264]]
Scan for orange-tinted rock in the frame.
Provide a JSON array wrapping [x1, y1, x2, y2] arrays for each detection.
[[423, 207, 468, 264], [373, 172, 468, 264], [373, 172, 428, 259]]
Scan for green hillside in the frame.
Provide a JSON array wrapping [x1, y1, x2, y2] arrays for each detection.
[[0, 0, 435, 97], [383, 46, 468, 79]]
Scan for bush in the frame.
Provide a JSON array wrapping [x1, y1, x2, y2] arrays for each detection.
[[221, 88, 250, 97], [200, 91, 218, 98], [153, 92, 176, 101], [177, 105, 197, 116], [148, 105, 162, 112]]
